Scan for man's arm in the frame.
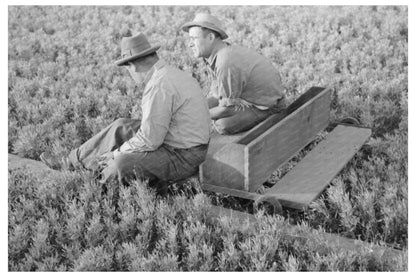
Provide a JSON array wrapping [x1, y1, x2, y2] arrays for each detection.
[[213, 61, 247, 111], [118, 82, 173, 153], [206, 63, 246, 120], [209, 105, 236, 120]]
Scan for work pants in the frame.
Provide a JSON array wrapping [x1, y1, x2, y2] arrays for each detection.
[[68, 118, 208, 186], [213, 98, 287, 135]]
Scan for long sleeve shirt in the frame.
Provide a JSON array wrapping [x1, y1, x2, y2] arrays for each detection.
[[205, 43, 285, 110], [119, 59, 211, 153]]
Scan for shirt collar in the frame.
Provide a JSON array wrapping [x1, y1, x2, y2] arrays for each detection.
[[204, 42, 229, 69], [143, 59, 166, 86]]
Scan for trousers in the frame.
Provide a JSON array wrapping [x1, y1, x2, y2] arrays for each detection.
[[213, 97, 287, 135], [68, 118, 208, 185]]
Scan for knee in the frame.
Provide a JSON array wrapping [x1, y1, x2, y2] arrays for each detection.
[[112, 118, 140, 136], [113, 118, 131, 126], [214, 119, 235, 135]]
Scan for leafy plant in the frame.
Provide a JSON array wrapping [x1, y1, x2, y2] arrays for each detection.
[[8, 5, 407, 271]]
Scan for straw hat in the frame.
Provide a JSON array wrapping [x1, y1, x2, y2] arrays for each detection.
[[115, 33, 160, 66], [182, 13, 228, 40]]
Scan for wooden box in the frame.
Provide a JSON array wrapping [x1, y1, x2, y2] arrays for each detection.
[[200, 87, 332, 193]]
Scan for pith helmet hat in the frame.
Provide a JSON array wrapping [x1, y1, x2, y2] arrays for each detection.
[[181, 13, 228, 40], [115, 33, 160, 66]]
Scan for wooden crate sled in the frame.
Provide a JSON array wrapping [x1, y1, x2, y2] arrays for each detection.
[[200, 87, 371, 210]]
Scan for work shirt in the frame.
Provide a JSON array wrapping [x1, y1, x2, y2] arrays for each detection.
[[205, 43, 285, 110], [119, 59, 211, 152]]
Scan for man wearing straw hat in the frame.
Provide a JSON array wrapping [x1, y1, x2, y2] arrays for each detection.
[[41, 33, 211, 192], [182, 13, 286, 135]]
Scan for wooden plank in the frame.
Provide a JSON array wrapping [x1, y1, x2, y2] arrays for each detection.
[[201, 182, 260, 201], [8, 154, 52, 173], [200, 143, 247, 190], [206, 131, 247, 156], [245, 87, 331, 192], [238, 87, 326, 145], [205, 204, 403, 259], [199, 130, 248, 190], [266, 125, 371, 210]]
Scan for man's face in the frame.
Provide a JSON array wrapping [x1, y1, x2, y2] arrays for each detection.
[[188, 27, 214, 58], [126, 60, 146, 85]]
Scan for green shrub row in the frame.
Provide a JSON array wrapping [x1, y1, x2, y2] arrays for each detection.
[[8, 169, 407, 271]]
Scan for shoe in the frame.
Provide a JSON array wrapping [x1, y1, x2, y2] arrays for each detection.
[[40, 152, 59, 169], [149, 179, 171, 197]]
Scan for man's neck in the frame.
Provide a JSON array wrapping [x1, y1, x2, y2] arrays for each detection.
[[211, 40, 226, 57], [142, 57, 159, 72], [143, 58, 164, 86]]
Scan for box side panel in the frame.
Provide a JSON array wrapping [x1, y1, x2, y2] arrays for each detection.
[[200, 143, 246, 191], [246, 89, 331, 192]]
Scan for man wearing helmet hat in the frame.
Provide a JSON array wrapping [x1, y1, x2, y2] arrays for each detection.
[[41, 33, 211, 192], [182, 13, 286, 135]]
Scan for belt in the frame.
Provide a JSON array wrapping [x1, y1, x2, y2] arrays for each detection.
[[164, 143, 208, 151]]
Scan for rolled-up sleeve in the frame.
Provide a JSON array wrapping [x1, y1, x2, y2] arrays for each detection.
[[215, 61, 246, 107], [119, 81, 173, 152]]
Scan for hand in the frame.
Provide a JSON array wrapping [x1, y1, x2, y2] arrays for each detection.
[[207, 96, 219, 109], [97, 152, 114, 168], [209, 105, 236, 120]]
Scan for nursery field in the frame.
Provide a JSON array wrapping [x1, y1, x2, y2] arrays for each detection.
[[8, 6, 408, 271]]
